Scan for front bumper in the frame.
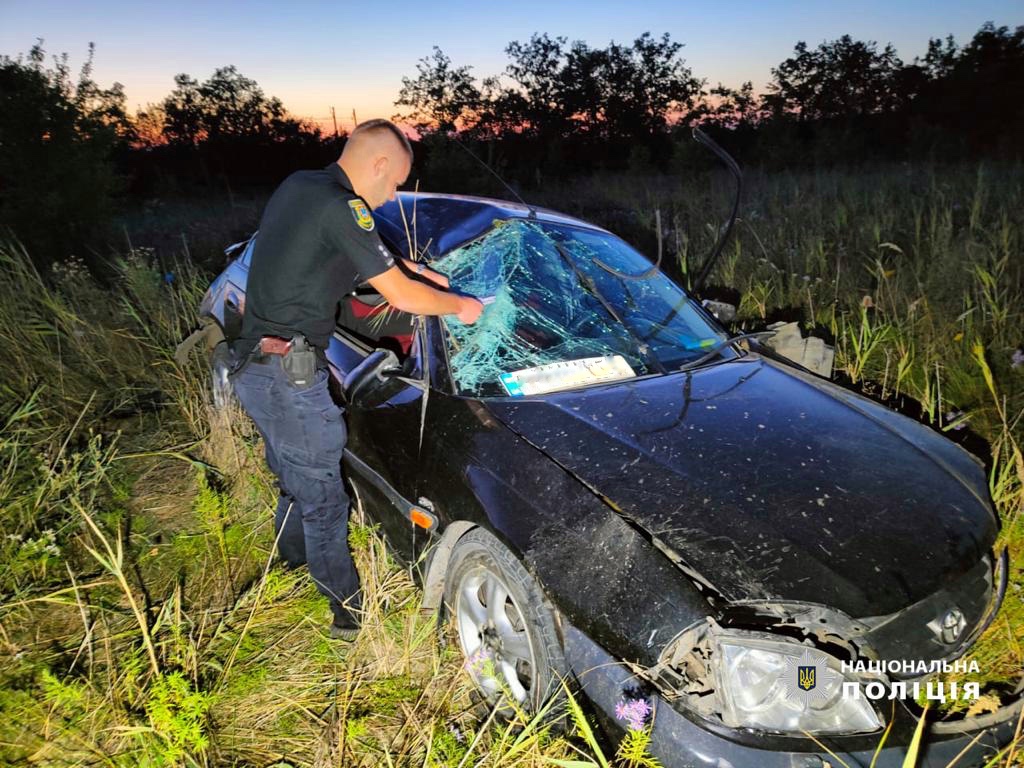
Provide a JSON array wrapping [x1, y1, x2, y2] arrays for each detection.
[[562, 623, 1023, 768]]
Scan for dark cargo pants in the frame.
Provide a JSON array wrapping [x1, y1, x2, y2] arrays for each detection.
[[232, 358, 359, 625]]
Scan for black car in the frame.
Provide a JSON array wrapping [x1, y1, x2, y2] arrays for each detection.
[[196, 191, 1020, 767]]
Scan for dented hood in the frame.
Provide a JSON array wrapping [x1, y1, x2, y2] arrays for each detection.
[[484, 355, 998, 617]]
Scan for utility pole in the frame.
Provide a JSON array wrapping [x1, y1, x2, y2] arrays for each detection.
[[352, 109, 358, 130], [330, 106, 338, 138]]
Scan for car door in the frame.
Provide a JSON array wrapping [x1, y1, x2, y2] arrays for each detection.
[[325, 320, 430, 562]]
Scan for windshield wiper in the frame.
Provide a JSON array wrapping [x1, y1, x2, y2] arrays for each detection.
[[592, 208, 663, 281], [677, 331, 776, 372], [549, 238, 668, 375]]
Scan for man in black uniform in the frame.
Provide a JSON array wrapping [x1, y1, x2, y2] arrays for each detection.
[[232, 119, 482, 639]]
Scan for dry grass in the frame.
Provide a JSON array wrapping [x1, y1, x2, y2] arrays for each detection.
[[1, 160, 1022, 766]]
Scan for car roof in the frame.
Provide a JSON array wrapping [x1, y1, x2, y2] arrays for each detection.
[[372, 192, 605, 260]]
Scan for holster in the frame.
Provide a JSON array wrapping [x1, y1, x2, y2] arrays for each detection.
[[281, 335, 317, 389]]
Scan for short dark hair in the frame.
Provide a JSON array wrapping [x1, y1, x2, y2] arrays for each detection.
[[351, 119, 413, 158]]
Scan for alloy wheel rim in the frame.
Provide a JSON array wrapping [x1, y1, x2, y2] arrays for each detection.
[[454, 564, 536, 704], [211, 363, 231, 409]]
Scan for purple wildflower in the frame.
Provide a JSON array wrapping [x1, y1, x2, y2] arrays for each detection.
[[1012, 348, 1024, 368], [614, 697, 652, 731], [464, 647, 491, 673]]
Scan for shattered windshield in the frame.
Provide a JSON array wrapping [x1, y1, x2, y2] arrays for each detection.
[[436, 219, 728, 397]]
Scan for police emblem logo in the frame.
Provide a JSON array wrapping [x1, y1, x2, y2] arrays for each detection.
[[348, 199, 374, 231], [779, 649, 837, 705], [797, 665, 816, 691]]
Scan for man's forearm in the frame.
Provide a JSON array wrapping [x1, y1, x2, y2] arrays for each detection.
[[400, 256, 448, 288], [368, 265, 481, 323], [389, 278, 465, 315]]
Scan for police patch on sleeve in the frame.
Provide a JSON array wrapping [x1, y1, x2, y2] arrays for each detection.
[[348, 199, 374, 231]]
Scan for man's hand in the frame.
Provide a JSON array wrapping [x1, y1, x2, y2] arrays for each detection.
[[457, 296, 484, 324]]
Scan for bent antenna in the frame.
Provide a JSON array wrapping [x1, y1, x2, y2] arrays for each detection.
[[691, 127, 742, 294], [449, 133, 537, 218]]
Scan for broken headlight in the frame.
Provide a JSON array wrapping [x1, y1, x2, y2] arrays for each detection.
[[713, 632, 882, 735]]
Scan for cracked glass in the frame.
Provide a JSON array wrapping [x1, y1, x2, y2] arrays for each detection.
[[436, 219, 727, 397]]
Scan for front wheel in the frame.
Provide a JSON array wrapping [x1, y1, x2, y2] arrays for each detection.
[[444, 528, 567, 714]]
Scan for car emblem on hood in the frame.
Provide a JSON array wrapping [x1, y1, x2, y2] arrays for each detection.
[[929, 607, 967, 645]]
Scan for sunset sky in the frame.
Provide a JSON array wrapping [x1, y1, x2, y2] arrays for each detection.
[[1, 0, 1018, 132]]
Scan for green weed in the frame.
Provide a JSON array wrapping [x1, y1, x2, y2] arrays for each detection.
[[1, 162, 1022, 767]]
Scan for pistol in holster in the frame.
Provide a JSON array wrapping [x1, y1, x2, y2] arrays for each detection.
[[277, 335, 317, 389]]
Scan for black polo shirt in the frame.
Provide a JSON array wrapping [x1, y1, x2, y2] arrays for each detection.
[[237, 163, 396, 350]]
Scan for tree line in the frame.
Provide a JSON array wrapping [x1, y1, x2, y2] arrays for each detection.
[[0, 48, 331, 268], [1, 23, 1021, 269], [395, 23, 1023, 185]]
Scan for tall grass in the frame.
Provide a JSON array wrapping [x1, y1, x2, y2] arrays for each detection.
[[1, 160, 1022, 766], [0, 238, 593, 766]]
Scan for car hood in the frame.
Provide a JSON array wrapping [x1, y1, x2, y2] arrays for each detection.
[[484, 355, 998, 617]]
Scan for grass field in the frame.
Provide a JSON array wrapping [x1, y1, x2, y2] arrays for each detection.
[[0, 160, 1021, 766]]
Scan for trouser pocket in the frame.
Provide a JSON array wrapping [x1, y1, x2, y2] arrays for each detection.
[[293, 368, 344, 423]]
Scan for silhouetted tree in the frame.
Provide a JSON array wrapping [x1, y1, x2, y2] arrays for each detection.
[[394, 47, 482, 134], [921, 35, 960, 79], [497, 32, 702, 143], [600, 33, 702, 137], [161, 66, 300, 146], [135, 66, 326, 192], [560, 40, 607, 134], [501, 34, 569, 138], [162, 74, 205, 146], [764, 36, 904, 121], [703, 81, 763, 128], [909, 23, 1024, 156], [0, 43, 130, 269]]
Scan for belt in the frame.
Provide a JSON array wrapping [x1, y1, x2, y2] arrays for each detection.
[[230, 335, 296, 375], [231, 335, 326, 375]]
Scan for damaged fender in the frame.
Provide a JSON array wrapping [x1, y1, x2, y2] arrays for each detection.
[[417, 392, 713, 668]]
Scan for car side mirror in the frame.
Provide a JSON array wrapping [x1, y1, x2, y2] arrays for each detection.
[[342, 349, 404, 406]]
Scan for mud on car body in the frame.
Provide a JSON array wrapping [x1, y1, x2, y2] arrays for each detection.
[[197, 191, 1021, 768]]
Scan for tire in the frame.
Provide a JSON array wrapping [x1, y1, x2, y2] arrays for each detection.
[[444, 528, 568, 715], [209, 340, 235, 410]]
